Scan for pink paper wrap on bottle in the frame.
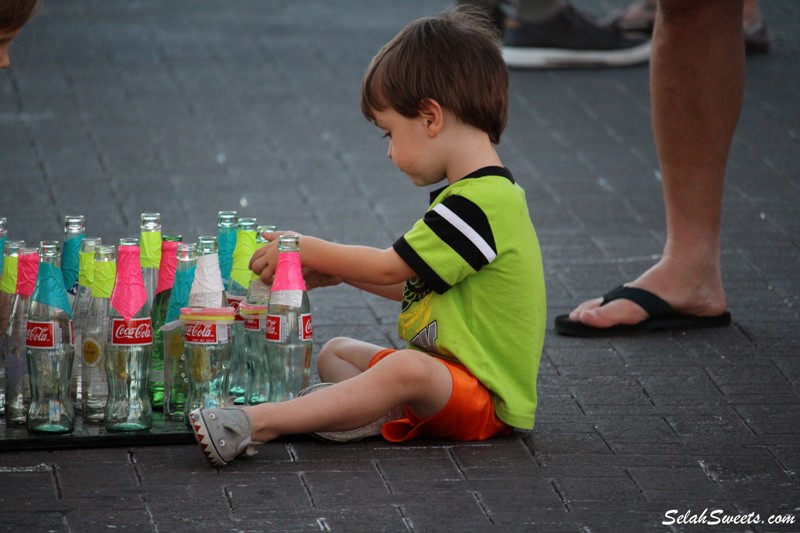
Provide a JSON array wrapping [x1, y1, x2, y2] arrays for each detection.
[[110, 245, 147, 322], [16, 250, 40, 297], [271, 252, 306, 292], [155, 240, 180, 295]]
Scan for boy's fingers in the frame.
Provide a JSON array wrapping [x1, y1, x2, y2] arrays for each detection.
[[249, 246, 267, 270]]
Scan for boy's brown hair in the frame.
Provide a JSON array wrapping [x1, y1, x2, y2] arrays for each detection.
[[361, 6, 508, 145], [0, 0, 38, 34]]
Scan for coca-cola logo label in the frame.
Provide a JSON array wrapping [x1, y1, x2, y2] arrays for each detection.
[[243, 316, 263, 332], [265, 315, 283, 342], [184, 323, 219, 344], [111, 318, 153, 346], [300, 313, 312, 341], [26, 321, 55, 349]]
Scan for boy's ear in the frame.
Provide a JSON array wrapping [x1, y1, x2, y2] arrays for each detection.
[[419, 98, 444, 137]]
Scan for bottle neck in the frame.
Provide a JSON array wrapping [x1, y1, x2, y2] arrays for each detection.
[[272, 251, 306, 292], [16, 250, 39, 297], [31, 253, 71, 316], [110, 246, 149, 320], [155, 240, 180, 294]]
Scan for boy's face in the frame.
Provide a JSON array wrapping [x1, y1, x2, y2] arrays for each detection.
[[373, 107, 446, 187]]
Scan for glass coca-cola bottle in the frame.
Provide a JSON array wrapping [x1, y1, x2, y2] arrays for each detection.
[[217, 210, 237, 289], [26, 241, 75, 434], [81, 244, 116, 421], [4, 246, 37, 424], [70, 236, 101, 414], [162, 243, 196, 418], [227, 217, 257, 404], [139, 213, 161, 308], [104, 238, 153, 431], [1, 239, 25, 414], [189, 236, 227, 308], [266, 235, 312, 401], [246, 225, 276, 305]]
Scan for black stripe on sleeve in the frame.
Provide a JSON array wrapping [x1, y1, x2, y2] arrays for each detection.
[[423, 195, 496, 272], [393, 236, 451, 294]]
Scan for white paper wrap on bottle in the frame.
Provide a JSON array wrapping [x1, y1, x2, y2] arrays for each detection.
[[189, 254, 226, 307], [248, 279, 271, 303], [269, 289, 303, 308], [159, 319, 182, 332]]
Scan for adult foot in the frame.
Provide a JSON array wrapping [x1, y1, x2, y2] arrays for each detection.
[[563, 260, 728, 331]]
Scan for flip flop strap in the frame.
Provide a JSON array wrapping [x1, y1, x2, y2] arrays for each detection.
[[601, 285, 675, 319]]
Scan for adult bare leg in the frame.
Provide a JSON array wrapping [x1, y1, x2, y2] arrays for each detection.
[[567, 0, 744, 329]]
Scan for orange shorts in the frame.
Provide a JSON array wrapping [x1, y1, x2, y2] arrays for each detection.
[[368, 349, 512, 442]]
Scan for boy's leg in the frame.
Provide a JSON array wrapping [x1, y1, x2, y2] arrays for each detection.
[[315, 336, 386, 383], [243, 349, 453, 443]]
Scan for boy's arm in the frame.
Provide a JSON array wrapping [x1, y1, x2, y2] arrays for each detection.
[[250, 232, 415, 290], [301, 268, 405, 301], [345, 280, 405, 301]]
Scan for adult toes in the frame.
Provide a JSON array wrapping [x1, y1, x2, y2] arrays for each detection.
[[567, 297, 604, 321], [574, 299, 649, 329]]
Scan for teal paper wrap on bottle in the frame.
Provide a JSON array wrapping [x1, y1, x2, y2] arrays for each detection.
[[167, 264, 195, 323], [32, 262, 72, 317]]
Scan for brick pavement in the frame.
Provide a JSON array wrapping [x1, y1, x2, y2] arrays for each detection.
[[1, 1, 799, 531]]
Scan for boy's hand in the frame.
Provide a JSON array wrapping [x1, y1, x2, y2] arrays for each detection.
[[249, 230, 294, 283], [249, 231, 340, 289]]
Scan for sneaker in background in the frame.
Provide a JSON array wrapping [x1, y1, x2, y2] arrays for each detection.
[[501, 4, 651, 68]]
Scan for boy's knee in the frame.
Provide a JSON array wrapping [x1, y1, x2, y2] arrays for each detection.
[[379, 350, 439, 386], [320, 336, 353, 355], [318, 337, 350, 366]]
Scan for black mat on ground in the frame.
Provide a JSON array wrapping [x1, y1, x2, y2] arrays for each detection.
[[0, 412, 195, 451]]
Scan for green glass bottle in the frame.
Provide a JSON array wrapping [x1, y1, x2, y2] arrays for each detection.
[[149, 235, 182, 409]]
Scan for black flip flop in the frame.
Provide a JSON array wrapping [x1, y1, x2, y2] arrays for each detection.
[[554, 285, 732, 337]]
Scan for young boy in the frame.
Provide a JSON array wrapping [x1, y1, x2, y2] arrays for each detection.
[[190, 6, 546, 467]]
